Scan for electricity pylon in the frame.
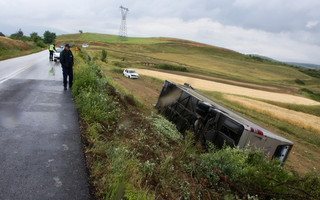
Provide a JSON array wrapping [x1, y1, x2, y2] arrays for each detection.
[[119, 6, 129, 40]]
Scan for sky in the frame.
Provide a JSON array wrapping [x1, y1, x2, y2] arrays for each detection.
[[1, 0, 320, 64]]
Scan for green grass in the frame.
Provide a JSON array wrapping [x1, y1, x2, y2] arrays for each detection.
[[301, 88, 320, 102], [141, 44, 313, 84], [57, 33, 170, 45], [152, 63, 188, 72], [57, 33, 320, 93], [299, 68, 320, 79], [57, 33, 320, 95]]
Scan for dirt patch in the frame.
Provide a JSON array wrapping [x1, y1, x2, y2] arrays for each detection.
[[134, 69, 320, 105]]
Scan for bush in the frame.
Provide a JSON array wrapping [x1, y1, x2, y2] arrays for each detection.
[[300, 88, 320, 102], [112, 61, 128, 68], [194, 146, 320, 199], [36, 40, 46, 48], [101, 49, 107, 62], [299, 68, 320, 79], [153, 63, 188, 72], [295, 79, 305, 85]]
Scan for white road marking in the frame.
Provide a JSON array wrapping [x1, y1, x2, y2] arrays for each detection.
[[0, 63, 35, 84], [0, 50, 48, 84]]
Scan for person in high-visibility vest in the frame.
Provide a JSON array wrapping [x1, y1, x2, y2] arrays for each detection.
[[49, 44, 56, 61]]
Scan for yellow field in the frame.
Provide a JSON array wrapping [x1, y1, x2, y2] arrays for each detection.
[[225, 95, 320, 133], [134, 69, 320, 105]]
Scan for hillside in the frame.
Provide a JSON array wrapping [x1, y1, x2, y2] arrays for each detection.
[[56, 33, 320, 199], [57, 33, 320, 172], [57, 33, 320, 94], [0, 36, 42, 60]]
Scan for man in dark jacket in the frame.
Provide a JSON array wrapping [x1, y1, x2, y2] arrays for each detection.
[[60, 44, 74, 90]]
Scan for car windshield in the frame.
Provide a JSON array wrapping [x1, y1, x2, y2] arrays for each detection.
[[56, 48, 63, 53], [128, 70, 136, 73]]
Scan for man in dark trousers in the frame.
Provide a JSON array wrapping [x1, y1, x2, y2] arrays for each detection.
[[60, 44, 74, 90], [49, 44, 56, 61]]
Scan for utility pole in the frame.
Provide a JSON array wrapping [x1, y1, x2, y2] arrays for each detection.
[[119, 5, 129, 40]]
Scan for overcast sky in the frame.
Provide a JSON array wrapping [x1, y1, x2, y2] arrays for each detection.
[[1, 0, 320, 64]]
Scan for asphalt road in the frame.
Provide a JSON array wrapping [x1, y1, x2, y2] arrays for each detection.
[[0, 51, 91, 199]]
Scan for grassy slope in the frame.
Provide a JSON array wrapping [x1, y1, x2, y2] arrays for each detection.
[[0, 36, 43, 60], [58, 33, 320, 173], [57, 33, 169, 44], [72, 50, 320, 200], [57, 33, 320, 93]]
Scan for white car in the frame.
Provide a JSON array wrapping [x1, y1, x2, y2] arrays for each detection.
[[123, 69, 139, 79], [53, 48, 63, 62]]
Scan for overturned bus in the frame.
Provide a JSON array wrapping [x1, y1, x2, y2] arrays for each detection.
[[156, 80, 293, 163]]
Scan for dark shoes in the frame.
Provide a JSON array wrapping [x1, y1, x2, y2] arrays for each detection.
[[64, 87, 67, 91]]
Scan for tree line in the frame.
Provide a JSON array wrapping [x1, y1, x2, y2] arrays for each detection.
[[0, 29, 56, 48]]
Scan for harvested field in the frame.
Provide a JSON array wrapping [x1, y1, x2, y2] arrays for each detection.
[[134, 69, 320, 105], [225, 95, 320, 133]]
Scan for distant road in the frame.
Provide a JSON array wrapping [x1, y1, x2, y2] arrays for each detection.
[[0, 51, 91, 199]]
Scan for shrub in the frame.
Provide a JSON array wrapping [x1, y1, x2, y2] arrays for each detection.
[[299, 68, 320, 79], [295, 79, 305, 85], [36, 40, 46, 48], [300, 88, 320, 102], [112, 61, 128, 68], [101, 49, 107, 62], [153, 63, 188, 72], [150, 115, 183, 142], [194, 146, 320, 199]]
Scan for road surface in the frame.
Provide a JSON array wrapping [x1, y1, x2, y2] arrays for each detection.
[[0, 51, 91, 199]]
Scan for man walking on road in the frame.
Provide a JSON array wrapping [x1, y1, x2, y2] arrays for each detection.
[[60, 44, 74, 90], [49, 44, 56, 61]]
